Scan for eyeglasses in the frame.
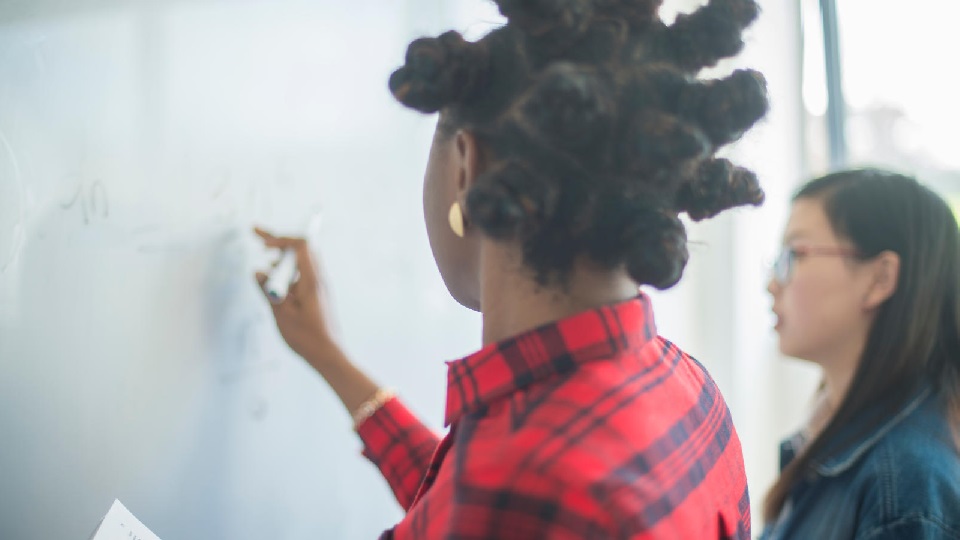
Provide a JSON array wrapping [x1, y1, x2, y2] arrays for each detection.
[[772, 245, 860, 286]]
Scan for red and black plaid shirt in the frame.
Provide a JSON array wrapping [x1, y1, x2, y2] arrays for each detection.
[[357, 295, 750, 539]]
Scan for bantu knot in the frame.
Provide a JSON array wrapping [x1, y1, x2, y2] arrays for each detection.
[[678, 69, 768, 147], [677, 157, 764, 221], [666, 0, 760, 72], [389, 31, 488, 113]]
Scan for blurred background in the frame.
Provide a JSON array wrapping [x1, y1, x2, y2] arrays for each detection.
[[0, 1, 957, 538]]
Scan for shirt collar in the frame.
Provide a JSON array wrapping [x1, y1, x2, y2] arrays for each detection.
[[443, 293, 657, 427], [813, 387, 933, 476]]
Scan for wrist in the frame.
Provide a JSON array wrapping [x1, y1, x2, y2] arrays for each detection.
[[351, 388, 395, 429], [300, 335, 343, 373]]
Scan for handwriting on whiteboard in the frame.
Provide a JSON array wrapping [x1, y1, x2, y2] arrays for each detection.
[[60, 179, 109, 224]]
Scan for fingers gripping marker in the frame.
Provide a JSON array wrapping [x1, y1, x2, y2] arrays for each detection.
[[264, 213, 322, 304]]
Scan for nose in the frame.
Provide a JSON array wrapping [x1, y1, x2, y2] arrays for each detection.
[[766, 275, 779, 295]]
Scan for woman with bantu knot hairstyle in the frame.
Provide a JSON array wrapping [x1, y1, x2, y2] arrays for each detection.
[[255, 1, 767, 538]]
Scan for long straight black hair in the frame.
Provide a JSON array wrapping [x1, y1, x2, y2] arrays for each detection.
[[764, 168, 960, 522]]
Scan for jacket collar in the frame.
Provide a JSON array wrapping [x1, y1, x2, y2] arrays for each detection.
[[814, 387, 933, 476]]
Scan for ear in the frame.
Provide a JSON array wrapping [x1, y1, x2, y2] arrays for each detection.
[[862, 250, 900, 310], [453, 129, 483, 199]]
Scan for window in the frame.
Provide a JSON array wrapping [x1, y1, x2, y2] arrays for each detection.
[[803, 0, 960, 203]]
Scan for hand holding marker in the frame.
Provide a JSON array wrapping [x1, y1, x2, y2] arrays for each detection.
[[255, 212, 338, 362], [262, 212, 323, 304]]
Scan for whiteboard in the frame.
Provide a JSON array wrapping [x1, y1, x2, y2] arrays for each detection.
[[0, 1, 487, 538]]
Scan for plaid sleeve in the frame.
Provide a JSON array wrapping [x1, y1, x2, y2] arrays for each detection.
[[356, 397, 441, 511]]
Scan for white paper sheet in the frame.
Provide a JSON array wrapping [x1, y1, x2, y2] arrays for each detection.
[[88, 500, 161, 540]]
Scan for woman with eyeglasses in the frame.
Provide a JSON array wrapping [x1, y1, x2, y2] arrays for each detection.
[[761, 168, 960, 539]]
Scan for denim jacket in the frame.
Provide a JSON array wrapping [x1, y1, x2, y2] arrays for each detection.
[[760, 387, 960, 540]]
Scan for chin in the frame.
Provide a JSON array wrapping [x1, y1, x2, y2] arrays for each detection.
[[776, 335, 798, 358], [442, 278, 481, 312], [450, 289, 482, 312], [779, 342, 815, 363]]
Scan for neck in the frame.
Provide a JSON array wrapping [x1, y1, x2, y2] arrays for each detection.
[[813, 328, 870, 431], [821, 364, 857, 409], [477, 243, 639, 345]]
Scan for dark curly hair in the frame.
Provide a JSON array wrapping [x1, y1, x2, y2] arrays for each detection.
[[389, 0, 768, 290]]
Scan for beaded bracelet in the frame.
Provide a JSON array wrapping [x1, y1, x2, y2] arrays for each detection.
[[351, 388, 395, 429]]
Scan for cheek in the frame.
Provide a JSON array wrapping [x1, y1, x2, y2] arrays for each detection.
[[778, 274, 858, 356], [422, 147, 460, 280], [422, 151, 449, 244], [779, 291, 827, 358], [422, 175, 439, 239]]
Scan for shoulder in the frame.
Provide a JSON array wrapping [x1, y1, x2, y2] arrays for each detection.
[[652, 337, 727, 400], [870, 396, 960, 491], [522, 345, 746, 530], [855, 402, 960, 534], [523, 336, 735, 448]]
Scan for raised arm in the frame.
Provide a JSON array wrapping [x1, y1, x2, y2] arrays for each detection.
[[254, 227, 440, 509]]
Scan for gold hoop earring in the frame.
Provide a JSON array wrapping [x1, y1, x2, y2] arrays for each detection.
[[449, 201, 465, 238]]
